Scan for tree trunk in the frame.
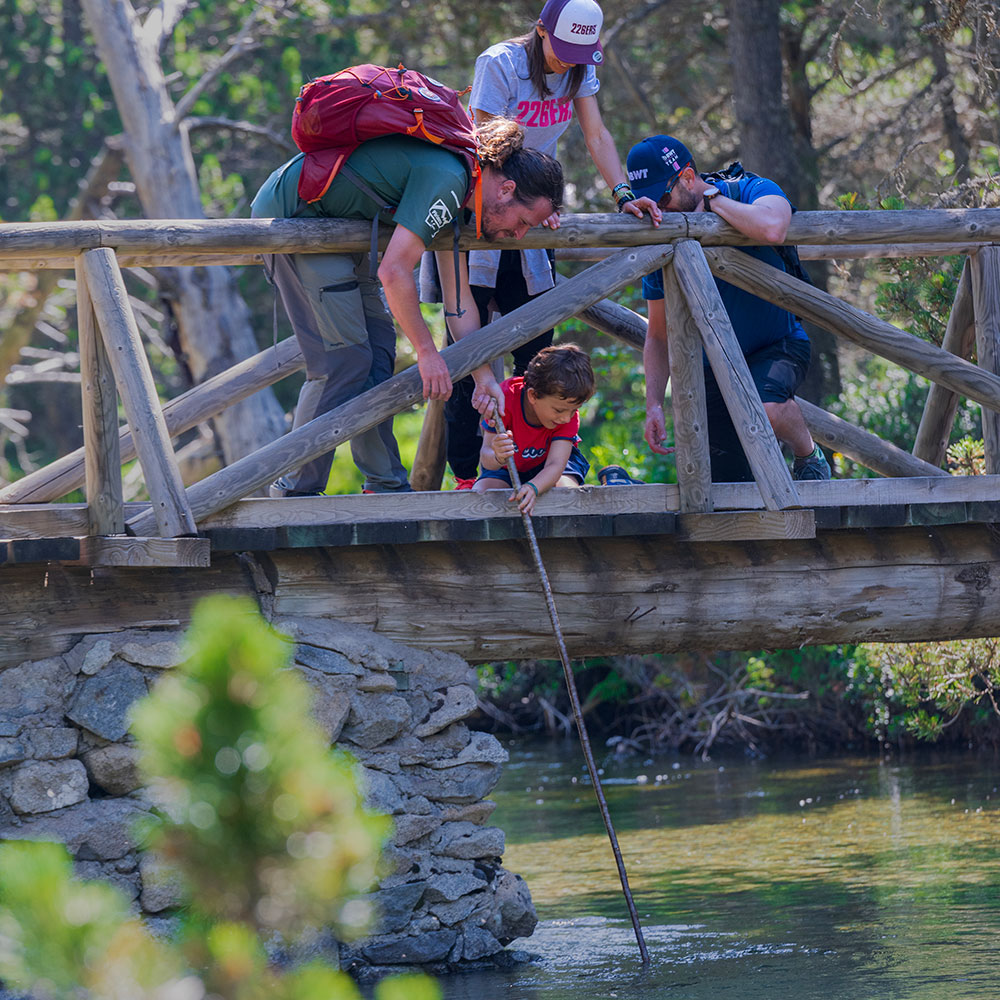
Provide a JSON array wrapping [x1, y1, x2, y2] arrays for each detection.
[[79, 0, 286, 465], [727, 0, 840, 406], [727, 0, 800, 203], [923, 0, 971, 180]]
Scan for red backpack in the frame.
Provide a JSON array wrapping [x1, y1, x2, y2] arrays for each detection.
[[292, 63, 482, 226]]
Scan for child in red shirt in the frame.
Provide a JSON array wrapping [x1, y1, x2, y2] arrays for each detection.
[[473, 343, 595, 513]]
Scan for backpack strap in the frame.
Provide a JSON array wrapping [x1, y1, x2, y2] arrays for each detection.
[[339, 160, 469, 318], [339, 162, 394, 281]]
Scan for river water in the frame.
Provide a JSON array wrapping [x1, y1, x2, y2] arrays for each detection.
[[440, 739, 1000, 1000]]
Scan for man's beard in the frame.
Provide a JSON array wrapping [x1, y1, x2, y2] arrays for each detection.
[[668, 185, 699, 214], [479, 204, 505, 242]]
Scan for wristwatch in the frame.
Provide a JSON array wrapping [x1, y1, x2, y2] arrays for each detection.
[[703, 185, 721, 212]]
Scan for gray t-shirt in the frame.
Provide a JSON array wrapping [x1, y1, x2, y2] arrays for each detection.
[[469, 40, 600, 294]]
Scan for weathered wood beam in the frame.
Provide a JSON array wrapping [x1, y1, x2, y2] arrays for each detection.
[[1, 209, 999, 259], [673, 241, 800, 511], [662, 262, 712, 512], [557, 242, 989, 264], [75, 535, 210, 568], [797, 397, 949, 478], [970, 247, 1000, 474], [0, 336, 304, 505], [409, 399, 447, 492], [75, 258, 124, 534], [913, 260, 977, 466], [3, 241, 988, 272], [2, 523, 999, 666], [676, 509, 815, 541], [262, 524, 1000, 660], [704, 247, 1000, 413], [4, 474, 1000, 545], [80, 248, 196, 538], [126, 244, 677, 537]]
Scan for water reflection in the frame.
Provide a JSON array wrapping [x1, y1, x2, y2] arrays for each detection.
[[439, 741, 1000, 1000]]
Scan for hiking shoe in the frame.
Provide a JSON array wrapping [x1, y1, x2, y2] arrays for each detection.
[[454, 477, 477, 491], [793, 445, 832, 481], [597, 464, 645, 486], [269, 478, 326, 498]]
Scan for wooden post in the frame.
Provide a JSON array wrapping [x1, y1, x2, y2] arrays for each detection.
[[0, 336, 304, 506], [796, 396, 949, 478], [672, 240, 800, 511], [704, 246, 1000, 415], [127, 244, 677, 535], [75, 257, 124, 534], [971, 246, 1000, 474], [662, 262, 712, 512], [410, 399, 447, 492], [913, 259, 977, 466], [80, 248, 196, 538]]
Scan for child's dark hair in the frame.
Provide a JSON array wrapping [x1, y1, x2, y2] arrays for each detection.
[[523, 343, 595, 403]]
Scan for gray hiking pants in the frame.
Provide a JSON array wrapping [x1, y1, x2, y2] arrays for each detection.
[[268, 251, 409, 494]]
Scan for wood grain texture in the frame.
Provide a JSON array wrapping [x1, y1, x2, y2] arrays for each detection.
[[2, 209, 999, 258], [75, 259, 124, 534], [673, 240, 800, 511], [662, 261, 712, 512], [676, 509, 816, 541], [75, 535, 210, 567], [0, 336, 304, 505], [797, 396, 949, 478], [261, 524, 1000, 660], [81, 249, 195, 537], [971, 247, 1000, 474], [913, 258, 977, 466]]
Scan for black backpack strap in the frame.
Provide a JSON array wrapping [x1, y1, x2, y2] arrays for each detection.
[[339, 162, 395, 280], [443, 217, 465, 319]]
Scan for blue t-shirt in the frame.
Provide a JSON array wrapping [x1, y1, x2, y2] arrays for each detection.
[[642, 174, 808, 358]]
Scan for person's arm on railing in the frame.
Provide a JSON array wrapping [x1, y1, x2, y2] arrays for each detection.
[[644, 296, 674, 456]]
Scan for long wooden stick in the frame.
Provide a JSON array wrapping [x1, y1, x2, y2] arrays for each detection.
[[491, 408, 650, 965]]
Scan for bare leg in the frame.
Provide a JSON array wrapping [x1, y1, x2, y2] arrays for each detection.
[[764, 399, 815, 459]]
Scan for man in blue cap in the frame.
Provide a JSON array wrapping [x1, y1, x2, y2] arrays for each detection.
[[626, 135, 831, 482]]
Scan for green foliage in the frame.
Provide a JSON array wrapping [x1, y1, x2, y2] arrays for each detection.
[[0, 841, 184, 998], [852, 638, 1000, 745], [946, 435, 985, 475], [873, 255, 965, 348], [0, 596, 438, 1000]]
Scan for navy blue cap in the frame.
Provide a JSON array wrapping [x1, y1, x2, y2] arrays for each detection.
[[626, 135, 694, 202]]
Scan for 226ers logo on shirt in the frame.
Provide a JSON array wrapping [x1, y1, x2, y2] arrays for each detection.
[[425, 198, 453, 234]]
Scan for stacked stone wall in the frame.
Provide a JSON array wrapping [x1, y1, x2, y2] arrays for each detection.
[[0, 615, 536, 974]]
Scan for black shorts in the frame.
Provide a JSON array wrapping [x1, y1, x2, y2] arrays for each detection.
[[704, 336, 811, 482]]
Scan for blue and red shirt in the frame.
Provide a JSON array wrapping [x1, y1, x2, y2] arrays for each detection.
[[481, 377, 580, 475]]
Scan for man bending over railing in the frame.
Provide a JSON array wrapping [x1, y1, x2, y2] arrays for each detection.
[[628, 134, 831, 483]]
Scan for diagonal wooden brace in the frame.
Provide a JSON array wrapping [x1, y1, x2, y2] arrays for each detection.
[[81, 248, 196, 538], [126, 243, 677, 535], [672, 240, 800, 511]]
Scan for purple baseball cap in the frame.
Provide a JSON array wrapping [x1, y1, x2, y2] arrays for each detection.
[[539, 0, 604, 66]]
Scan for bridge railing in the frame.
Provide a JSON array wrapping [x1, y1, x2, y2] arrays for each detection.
[[0, 210, 998, 548]]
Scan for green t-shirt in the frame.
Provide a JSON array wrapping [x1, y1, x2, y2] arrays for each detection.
[[251, 135, 471, 248]]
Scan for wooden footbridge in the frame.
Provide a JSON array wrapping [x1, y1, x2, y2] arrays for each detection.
[[1, 209, 999, 668]]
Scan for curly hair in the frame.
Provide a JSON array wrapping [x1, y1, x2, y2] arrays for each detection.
[[477, 117, 564, 212], [522, 343, 595, 403]]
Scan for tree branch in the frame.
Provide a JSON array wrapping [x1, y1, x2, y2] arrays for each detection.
[[141, 0, 193, 53], [174, 7, 265, 121], [183, 115, 295, 152]]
